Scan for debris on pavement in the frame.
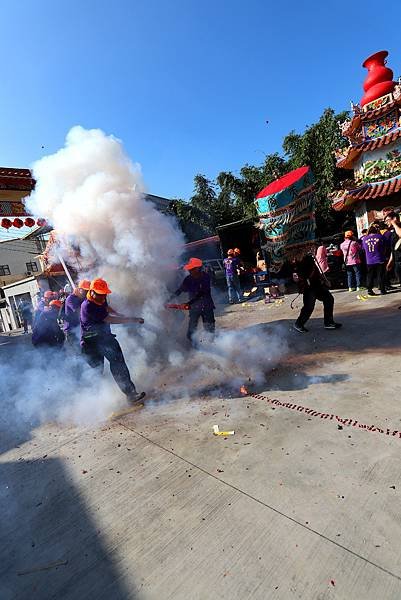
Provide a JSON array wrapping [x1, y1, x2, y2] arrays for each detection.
[[17, 559, 68, 576], [213, 425, 234, 436]]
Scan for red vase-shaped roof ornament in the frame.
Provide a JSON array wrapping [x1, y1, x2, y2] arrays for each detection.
[[360, 50, 395, 106]]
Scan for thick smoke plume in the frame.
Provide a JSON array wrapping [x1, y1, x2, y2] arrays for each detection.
[[1, 127, 287, 428]]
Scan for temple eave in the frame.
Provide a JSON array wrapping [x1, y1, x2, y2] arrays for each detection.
[[331, 174, 401, 211]]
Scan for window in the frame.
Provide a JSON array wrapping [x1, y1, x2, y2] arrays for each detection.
[[0, 265, 10, 276], [26, 262, 38, 273]]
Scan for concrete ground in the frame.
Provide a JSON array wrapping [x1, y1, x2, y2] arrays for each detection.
[[2, 289, 401, 599]]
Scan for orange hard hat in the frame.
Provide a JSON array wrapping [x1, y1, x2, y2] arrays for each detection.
[[183, 257, 203, 271], [344, 230, 354, 239], [90, 278, 112, 294], [49, 299, 62, 308], [227, 249, 234, 256], [78, 279, 91, 290], [233, 247, 241, 255], [44, 290, 55, 299]]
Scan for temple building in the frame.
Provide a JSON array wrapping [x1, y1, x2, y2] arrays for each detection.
[[331, 51, 401, 235]]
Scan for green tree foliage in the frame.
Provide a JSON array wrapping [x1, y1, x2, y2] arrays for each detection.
[[283, 108, 350, 233], [173, 107, 352, 240]]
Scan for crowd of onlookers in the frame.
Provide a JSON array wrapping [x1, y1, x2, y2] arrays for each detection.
[[315, 209, 401, 296]]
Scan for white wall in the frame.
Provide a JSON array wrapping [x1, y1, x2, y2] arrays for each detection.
[[0, 276, 40, 331], [0, 238, 42, 286]]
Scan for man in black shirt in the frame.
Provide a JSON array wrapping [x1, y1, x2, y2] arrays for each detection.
[[293, 254, 342, 333], [385, 212, 401, 286]]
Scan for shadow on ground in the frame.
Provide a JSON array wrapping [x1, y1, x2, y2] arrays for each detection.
[[0, 457, 135, 600]]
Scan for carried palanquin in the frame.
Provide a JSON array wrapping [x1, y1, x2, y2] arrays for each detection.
[[255, 166, 316, 271]]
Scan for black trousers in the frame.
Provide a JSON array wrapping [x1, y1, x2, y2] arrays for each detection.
[[296, 286, 334, 327], [366, 263, 385, 293], [187, 307, 215, 342], [82, 334, 136, 396], [394, 262, 401, 285]]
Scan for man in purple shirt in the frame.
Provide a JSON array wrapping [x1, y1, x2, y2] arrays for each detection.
[[64, 279, 91, 342], [80, 278, 146, 405], [361, 224, 386, 296], [223, 249, 242, 304], [174, 257, 215, 345], [32, 300, 65, 348]]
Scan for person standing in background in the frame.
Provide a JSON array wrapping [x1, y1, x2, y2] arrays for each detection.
[[340, 231, 362, 292], [18, 299, 33, 333], [361, 224, 386, 296], [385, 212, 401, 286], [223, 249, 242, 304], [315, 240, 329, 274]]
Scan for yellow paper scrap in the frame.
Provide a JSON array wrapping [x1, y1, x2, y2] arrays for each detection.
[[213, 425, 235, 436]]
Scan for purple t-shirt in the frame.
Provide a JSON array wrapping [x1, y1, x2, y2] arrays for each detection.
[[80, 298, 111, 339], [176, 271, 215, 310], [32, 308, 64, 347], [63, 293, 82, 331], [362, 233, 385, 265], [223, 257, 240, 277]]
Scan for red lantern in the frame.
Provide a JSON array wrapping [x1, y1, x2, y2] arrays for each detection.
[[1, 218, 12, 229], [37, 218, 47, 227], [13, 218, 24, 229], [24, 217, 36, 227]]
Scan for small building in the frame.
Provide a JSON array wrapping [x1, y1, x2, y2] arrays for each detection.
[[0, 236, 44, 287], [331, 51, 401, 235], [0, 276, 40, 332]]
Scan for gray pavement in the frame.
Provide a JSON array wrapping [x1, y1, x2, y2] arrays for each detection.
[[2, 289, 401, 599]]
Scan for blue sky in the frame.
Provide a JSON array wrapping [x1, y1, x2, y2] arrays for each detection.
[[2, 0, 401, 201]]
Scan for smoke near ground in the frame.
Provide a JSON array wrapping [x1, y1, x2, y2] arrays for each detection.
[[1, 127, 288, 427]]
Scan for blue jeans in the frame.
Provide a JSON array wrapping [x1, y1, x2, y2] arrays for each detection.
[[226, 275, 242, 302], [346, 265, 361, 289]]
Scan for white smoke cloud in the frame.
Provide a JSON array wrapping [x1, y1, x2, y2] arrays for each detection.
[[0, 126, 288, 428]]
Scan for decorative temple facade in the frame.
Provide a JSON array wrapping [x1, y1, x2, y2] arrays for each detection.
[[331, 51, 401, 235], [0, 167, 37, 229]]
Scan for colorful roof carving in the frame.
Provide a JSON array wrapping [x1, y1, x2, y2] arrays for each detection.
[[331, 174, 401, 210]]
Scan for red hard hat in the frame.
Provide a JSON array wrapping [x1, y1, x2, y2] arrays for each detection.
[[44, 290, 54, 299], [90, 278, 112, 294], [78, 279, 91, 290], [49, 299, 62, 308], [183, 257, 203, 271]]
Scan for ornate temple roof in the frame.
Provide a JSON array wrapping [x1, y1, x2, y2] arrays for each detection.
[[0, 167, 35, 192], [332, 174, 401, 210], [336, 128, 401, 169]]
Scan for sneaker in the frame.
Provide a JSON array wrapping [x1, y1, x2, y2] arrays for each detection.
[[357, 286, 366, 291], [348, 287, 356, 292], [293, 323, 308, 333], [127, 391, 146, 405], [324, 322, 342, 330], [367, 290, 377, 297]]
